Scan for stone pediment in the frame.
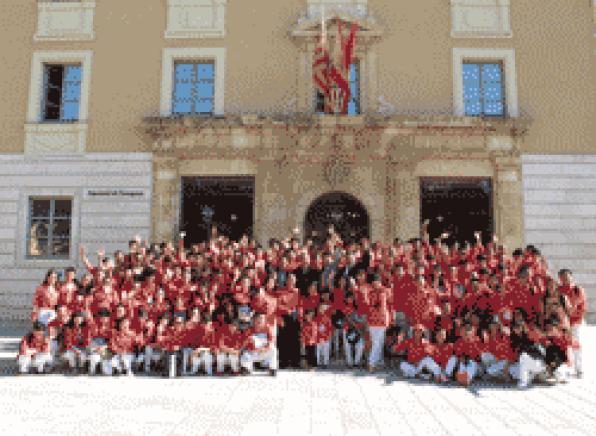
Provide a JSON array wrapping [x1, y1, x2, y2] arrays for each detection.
[[291, 13, 382, 40]]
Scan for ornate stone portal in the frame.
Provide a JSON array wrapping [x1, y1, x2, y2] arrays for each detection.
[[144, 114, 528, 249]]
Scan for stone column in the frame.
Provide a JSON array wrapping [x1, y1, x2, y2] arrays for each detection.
[[493, 154, 523, 251], [152, 155, 179, 243], [393, 159, 420, 241]]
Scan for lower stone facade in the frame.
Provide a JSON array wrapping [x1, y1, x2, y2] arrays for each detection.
[[522, 155, 596, 323], [0, 153, 152, 320]]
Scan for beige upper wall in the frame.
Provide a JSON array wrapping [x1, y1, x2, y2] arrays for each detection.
[[0, 0, 593, 154]]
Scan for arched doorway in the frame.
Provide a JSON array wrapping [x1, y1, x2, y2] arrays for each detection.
[[304, 192, 370, 245]]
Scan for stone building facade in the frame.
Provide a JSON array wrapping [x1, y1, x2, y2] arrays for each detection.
[[0, 0, 594, 320]]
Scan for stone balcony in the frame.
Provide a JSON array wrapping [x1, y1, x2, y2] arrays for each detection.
[[143, 114, 529, 162]]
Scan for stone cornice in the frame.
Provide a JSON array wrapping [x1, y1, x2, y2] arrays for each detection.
[[144, 114, 529, 139], [142, 114, 529, 165]]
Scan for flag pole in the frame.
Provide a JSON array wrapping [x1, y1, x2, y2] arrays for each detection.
[[321, 6, 328, 113]]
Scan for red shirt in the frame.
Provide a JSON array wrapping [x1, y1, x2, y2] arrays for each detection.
[[366, 287, 390, 327], [32, 285, 59, 313], [393, 338, 432, 364], [454, 336, 482, 360], [19, 333, 50, 356], [63, 324, 93, 350], [109, 329, 140, 354], [393, 275, 416, 312], [58, 282, 78, 307], [487, 334, 515, 361], [251, 293, 278, 325], [315, 314, 333, 343], [276, 287, 300, 317], [301, 319, 318, 346], [218, 325, 244, 351], [432, 342, 454, 367], [566, 286, 587, 326], [300, 294, 320, 316]]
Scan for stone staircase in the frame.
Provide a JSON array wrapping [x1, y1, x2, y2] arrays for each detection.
[[0, 320, 28, 375]]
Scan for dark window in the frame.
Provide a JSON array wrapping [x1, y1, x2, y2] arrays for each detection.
[[42, 64, 82, 122], [463, 62, 505, 117], [181, 177, 254, 244], [172, 61, 215, 115], [28, 198, 72, 258], [420, 178, 493, 246]]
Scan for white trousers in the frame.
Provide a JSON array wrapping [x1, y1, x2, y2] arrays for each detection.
[[241, 348, 278, 373], [554, 363, 573, 382], [486, 359, 510, 378], [88, 353, 113, 375], [216, 353, 240, 373], [63, 349, 88, 369], [316, 340, 330, 366], [456, 360, 479, 382], [368, 326, 386, 368], [18, 353, 52, 374], [343, 332, 364, 366], [111, 353, 134, 374], [191, 351, 214, 375], [400, 356, 442, 378], [572, 323, 583, 374], [444, 356, 459, 377], [517, 352, 546, 388]]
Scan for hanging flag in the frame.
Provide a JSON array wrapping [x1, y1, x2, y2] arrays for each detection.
[[328, 20, 359, 114], [312, 10, 330, 111]]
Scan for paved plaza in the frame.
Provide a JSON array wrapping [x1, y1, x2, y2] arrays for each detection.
[[1, 326, 595, 436]]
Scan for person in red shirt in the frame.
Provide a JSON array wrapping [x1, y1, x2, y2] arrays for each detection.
[[300, 309, 318, 369], [432, 327, 457, 382], [393, 324, 438, 379], [453, 324, 482, 386], [31, 269, 60, 326], [300, 282, 320, 320], [164, 315, 188, 377], [558, 268, 586, 378], [109, 317, 139, 376], [17, 322, 52, 374], [58, 267, 78, 308], [315, 303, 333, 368], [481, 322, 514, 381], [366, 275, 391, 371], [87, 309, 114, 375], [62, 312, 92, 373], [215, 321, 243, 374], [190, 313, 216, 376], [392, 264, 414, 329], [240, 312, 278, 376]]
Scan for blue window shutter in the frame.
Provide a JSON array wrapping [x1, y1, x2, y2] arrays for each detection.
[[61, 65, 81, 121]]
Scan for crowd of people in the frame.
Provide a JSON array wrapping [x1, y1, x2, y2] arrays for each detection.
[[17, 222, 587, 389]]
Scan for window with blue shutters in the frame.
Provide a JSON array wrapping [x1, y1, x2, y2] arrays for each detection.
[[172, 61, 215, 115], [42, 64, 82, 122], [347, 61, 360, 116], [463, 62, 505, 117], [315, 61, 361, 115]]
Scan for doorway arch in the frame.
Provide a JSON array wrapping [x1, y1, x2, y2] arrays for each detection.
[[304, 191, 370, 245]]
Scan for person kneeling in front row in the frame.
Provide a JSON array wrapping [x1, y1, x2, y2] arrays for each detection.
[[241, 313, 278, 376], [17, 322, 53, 374]]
